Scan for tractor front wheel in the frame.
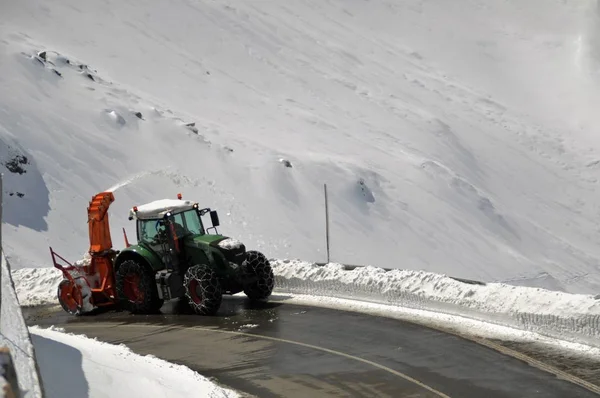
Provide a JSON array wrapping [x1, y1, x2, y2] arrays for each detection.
[[183, 264, 222, 315], [115, 259, 163, 314], [242, 251, 274, 301]]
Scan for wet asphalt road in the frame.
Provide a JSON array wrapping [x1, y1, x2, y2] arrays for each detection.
[[25, 295, 600, 398]]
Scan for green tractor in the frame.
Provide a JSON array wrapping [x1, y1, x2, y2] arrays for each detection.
[[113, 194, 274, 315]]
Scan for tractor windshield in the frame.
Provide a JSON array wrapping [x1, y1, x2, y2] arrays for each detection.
[[173, 209, 205, 236], [138, 209, 204, 244]]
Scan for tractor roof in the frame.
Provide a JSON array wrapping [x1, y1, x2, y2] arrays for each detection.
[[129, 199, 196, 220]]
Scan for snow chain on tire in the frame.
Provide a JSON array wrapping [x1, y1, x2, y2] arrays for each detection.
[[115, 259, 163, 314], [242, 250, 274, 300], [184, 264, 223, 315]]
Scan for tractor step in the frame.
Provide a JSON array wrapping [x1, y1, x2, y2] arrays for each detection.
[[155, 270, 185, 300]]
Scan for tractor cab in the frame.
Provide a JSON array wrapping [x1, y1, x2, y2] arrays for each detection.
[[129, 196, 220, 236], [127, 195, 221, 270]]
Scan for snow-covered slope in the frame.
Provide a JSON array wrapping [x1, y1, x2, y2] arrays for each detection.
[[2, 0, 600, 293]]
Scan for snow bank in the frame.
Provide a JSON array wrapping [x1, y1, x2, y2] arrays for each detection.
[[11, 266, 64, 307], [12, 259, 600, 348], [0, 252, 44, 397], [29, 326, 239, 398], [271, 260, 600, 348]]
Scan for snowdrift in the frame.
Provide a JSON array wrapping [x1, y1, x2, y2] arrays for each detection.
[[0, 251, 44, 398], [11, 259, 600, 348], [272, 260, 600, 348]]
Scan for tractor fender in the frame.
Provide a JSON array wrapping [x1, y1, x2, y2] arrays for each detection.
[[208, 246, 229, 267], [114, 245, 163, 273], [192, 249, 211, 269], [184, 240, 214, 267]]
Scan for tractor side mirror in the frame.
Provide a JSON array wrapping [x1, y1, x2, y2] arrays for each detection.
[[210, 210, 220, 227]]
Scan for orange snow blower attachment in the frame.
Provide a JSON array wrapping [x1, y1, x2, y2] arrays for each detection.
[[51, 191, 119, 315], [88, 192, 115, 253]]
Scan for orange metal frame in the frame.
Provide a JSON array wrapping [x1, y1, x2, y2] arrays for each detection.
[[49, 247, 78, 284]]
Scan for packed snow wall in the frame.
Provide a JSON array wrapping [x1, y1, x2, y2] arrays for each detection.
[[272, 260, 600, 348], [0, 175, 44, 398], [9, 257, 600, 350]]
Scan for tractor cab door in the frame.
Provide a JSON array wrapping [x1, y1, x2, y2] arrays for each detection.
[[163, 217, 187, 272], [138, 219, 182, 271]]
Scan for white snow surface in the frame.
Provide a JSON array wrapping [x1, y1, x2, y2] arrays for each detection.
[[11, 260, 600, 316], [29, 325, 239, 398], [129, 199, 196, 220], [238, 324, 259, 330], [2, 0, 600, 296], [12, 266, 64, 307], [217, 238, 244, 250], [273, 260, 600, 317]]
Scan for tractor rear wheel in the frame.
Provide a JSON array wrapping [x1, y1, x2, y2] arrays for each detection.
[[115, 259, 163, 314], [57, 279, 82, 315], [183, 264, 222, 315], [242, 251, 274, 300]]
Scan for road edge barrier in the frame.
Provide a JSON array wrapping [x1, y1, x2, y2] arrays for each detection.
[[0, 174, 44, 398]]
